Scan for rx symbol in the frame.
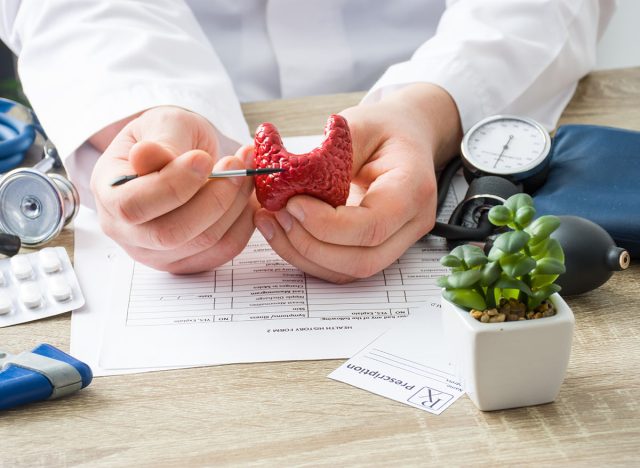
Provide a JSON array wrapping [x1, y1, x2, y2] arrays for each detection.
[[408, 386, 454, 412]]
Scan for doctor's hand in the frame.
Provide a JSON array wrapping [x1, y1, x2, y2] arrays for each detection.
[[254, 84, 462, 283], [89, 106, 257, 273]]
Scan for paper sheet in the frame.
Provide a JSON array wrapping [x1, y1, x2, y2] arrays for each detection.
[[328, 303, 464, 415], [71, 135, 466, 375]]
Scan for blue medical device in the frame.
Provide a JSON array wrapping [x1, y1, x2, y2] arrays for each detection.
[[0, 344, 92, 410], [0, 97, 39, 172]]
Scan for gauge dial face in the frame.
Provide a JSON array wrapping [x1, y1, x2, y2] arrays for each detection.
[[461, 115, 551, 176]]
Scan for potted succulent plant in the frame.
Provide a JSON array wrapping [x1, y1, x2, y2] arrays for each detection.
[[439, 194, 574, 411]]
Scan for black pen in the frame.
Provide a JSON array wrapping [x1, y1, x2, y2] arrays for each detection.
[[110, 168, 285, 187]]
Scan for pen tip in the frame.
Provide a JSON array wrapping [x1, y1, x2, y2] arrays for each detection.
[[110, 175, 138, 186]]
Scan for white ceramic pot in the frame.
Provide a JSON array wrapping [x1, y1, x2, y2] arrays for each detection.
[[442, 293, 574, 411]]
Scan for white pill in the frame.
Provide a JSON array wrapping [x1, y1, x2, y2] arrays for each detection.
[[0, 271, 5, 286], [49, 275, 72, 302], [20, 282, 42, 309], [40, 248, 62, 273], [0, 291, 11, 315], [11, 255, 33, 280]]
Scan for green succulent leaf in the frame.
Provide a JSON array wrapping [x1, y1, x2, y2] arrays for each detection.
[[525, 215, 561, 244], [529, 237, 565, 262], [529, 237, 551, 258], [487, 244, 506, 262], [500, 253, 537, 278], [494, 276, 533, 296], [545, 238, 565, 262], [450, 244, 488, 268], [479, 261, 501, 287], [446, 270, 483, 289], [530, 274, 559, 290], [504, 193, 534, 213], [514, 205, 536, 228], [440, 254, 463, 269], [488, 205, 513, 226], [529, 284, 562, 309], [443, 288, 487, 311], [532, 257, 566, 276], [494, 231, 531, 254], [436, 276, 450, 288]]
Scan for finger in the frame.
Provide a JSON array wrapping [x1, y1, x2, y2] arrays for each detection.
[[130, 199, 258, 266], [339, 105, 385, 175], [130, 106, 219, 157], [161, 198, 257, 274], [284, 168, 430, 247], [153, 147, 257, 252], [268, 207, 432, 279], [98, 147, 256, 252], [126, 155, 252, 250], [100, 149, 214, 225], [120, 176, 258, 256], [129, 140, 178, 175], [235, 144, 255, 168], [254, 210, 356, 283]]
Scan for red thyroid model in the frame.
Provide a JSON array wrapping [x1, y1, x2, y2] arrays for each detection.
[[254, 114, 353, 211]]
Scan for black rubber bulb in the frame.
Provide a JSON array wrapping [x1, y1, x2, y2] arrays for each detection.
[[552, 216, 630, 296], [0, 232, 21, 257]]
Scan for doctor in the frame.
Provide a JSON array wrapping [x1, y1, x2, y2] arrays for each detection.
[[0, 0, 614, 282]]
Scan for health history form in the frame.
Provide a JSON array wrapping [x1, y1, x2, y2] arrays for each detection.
[[124, 234, 445, 327]]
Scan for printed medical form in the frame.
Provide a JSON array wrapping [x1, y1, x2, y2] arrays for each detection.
[[123, 234, 443, 327], [330, 303, 464, 415], [71, 136, 467, 374]]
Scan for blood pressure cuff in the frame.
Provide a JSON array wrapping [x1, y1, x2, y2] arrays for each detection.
[[533, 124, 640, 257]]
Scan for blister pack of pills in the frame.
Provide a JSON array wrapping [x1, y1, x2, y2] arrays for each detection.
[[0, 247, 85, 327]]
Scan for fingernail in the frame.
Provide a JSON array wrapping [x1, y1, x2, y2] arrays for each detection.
[[287, 202, 305, 223], [191, 154, 211, 178], [256, 218, 274, 241], [275, 210, 293, 232]]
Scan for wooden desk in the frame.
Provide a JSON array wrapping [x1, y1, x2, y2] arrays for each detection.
[[2, 68, 639, 467]]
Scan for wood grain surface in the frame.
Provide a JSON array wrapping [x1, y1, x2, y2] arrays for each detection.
[[1, 68, 639, 467]]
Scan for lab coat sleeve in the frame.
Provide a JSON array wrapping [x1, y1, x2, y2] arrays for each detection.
[[0, 0, 250, 205], [364, 0, 616, 132]]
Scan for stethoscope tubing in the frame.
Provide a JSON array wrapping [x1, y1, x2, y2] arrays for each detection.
[[0, 112, 36, 172]]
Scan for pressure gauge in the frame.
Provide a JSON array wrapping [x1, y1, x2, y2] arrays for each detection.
[[460, 115, 552, 192]]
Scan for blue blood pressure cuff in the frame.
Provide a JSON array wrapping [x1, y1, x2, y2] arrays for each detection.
[[533, 124, 640, 257]]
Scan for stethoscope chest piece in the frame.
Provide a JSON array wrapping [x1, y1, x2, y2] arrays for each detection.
[[0, 168, 79, 247]]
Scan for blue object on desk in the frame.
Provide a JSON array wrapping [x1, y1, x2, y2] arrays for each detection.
[[0, 97, 38, 172], [0, 344, 93, 410], [534, 124, 640, 257]]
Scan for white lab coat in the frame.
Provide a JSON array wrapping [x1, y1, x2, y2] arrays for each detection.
[[0, 0, 615, 206]]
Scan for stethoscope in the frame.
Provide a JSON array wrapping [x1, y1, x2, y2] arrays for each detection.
[[0, 98, 79, 256]]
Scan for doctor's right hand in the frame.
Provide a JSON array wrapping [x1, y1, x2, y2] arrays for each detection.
[[89, 106, 257, 274]]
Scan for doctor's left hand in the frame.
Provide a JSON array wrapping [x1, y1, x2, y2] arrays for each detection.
[[90, 106, 257, 274], [254, 84, 462, 283]]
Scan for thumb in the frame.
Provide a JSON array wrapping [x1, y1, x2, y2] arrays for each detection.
[[339, 106, 384, 177], [129, 141, 179, 176]]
